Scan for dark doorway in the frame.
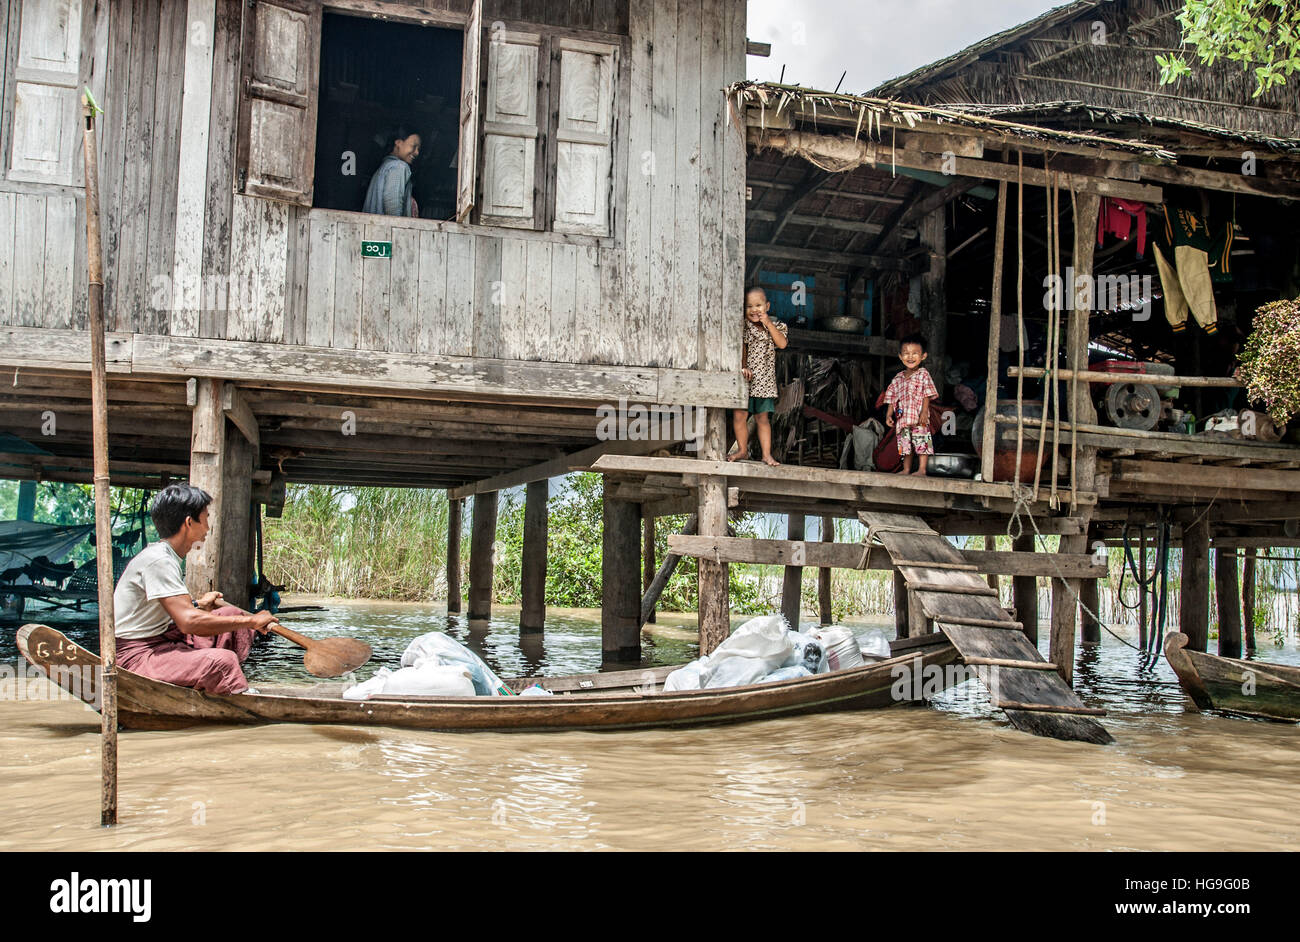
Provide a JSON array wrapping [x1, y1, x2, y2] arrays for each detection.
[[314, 12, 463, 219]]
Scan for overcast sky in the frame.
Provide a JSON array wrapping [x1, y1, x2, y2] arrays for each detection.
[[746, 0, 1068, 94]]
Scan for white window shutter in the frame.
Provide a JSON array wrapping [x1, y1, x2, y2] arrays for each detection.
[[478, 30, 541, 229], [455, 0, 482, 222], [553, 39, 615, 236], [235, 0, 321, 206], [8, 0, 84, 186]]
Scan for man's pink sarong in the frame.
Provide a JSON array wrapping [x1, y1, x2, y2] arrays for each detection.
[[116, 606, 257, 695]]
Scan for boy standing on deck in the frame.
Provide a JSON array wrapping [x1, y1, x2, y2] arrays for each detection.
[[883, 333, 938, 476], [113, 483, 277, 695], [728, 286, 789, 466]]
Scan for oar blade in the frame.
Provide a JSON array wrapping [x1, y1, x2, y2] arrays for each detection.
[[303, 637, 373, 678]]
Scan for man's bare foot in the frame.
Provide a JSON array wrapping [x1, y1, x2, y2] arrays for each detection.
[[726, 448, 745, 462], [910, 468, 928, 476], [762, 455, 780, 466]]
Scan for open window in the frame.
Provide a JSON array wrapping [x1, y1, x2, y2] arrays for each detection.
[[6, 0, 90, 187], [237, 0, 484, 216]]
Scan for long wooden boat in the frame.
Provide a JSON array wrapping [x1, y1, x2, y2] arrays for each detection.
[[1164, 632, 1300, 722], [17, 624, 961, 733]]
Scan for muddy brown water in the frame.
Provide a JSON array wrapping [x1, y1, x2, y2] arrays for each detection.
[[2, 600, 1297, 851]]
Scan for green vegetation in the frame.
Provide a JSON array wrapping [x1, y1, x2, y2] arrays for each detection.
[[1158, 0, 1300, 96], [1238, 298, 1300, 424]]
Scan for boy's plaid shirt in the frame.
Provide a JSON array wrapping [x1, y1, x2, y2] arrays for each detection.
[[884, 367, 938, 426]]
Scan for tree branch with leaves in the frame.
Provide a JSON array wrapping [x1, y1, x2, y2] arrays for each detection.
[[1157, 0, 1300, 97]]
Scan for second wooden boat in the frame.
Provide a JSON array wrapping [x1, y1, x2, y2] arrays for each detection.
[[1164, 632, 1300, 722], [18, 623, 961, 733]]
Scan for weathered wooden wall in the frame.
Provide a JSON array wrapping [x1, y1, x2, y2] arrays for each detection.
[[1, 0, 745, 403]]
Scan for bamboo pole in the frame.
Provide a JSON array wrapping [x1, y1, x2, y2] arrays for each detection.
[[980, 179, 1008, 484], [83, 90, 116, 828], [818, 515, 833, 625], [1242, 548, 1257, 654], [1007, 366, 1242, 388], [1013, 151, 1027, 489]]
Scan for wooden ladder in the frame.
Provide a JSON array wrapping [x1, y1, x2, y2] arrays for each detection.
[[861, 511, 1113, 745]]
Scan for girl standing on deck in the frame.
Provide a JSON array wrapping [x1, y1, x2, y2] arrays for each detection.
[[728, 286, 789, 466]]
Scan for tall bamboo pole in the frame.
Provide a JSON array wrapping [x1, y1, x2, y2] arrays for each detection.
[[82, 90, 116, 827]]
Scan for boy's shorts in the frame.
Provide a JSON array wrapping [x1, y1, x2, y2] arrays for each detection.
[[896, 425, 933, 456], [749, 397, 776, 414]]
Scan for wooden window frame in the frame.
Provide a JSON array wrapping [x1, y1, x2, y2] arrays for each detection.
[[2, 0, 98, 189]]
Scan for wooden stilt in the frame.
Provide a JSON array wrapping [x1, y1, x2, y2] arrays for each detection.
[[15, 481, 36, 520], [781, 513, 805, 630], [643, 513, 656, 623], [601, 482, 641, 662], [1012, 532, 1038, 645], [908, 590, 931, 636], [446, 496, 462, 613], [218, 431, 255, 610], [641, 515, 697, 626], [187, 378, 226, 601], [1138, 528, 1148, 650], [697, 409, 730, 654], [1050, 531, 1088, 685], [1180, 515, 1210, 651], [1215, 546, 1242, 658], [468, 491, 498, 620], [893, 568, 909, 639], [1079, 576, 1100, 645], [1080, 526, 1100, 645], [984, 535, 999, 589], [520, 480, 548, 633], [1242, 548, 1257, 654], [818, 514, 833, 626]]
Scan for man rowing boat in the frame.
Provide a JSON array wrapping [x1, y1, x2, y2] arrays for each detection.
[[113, 483, 277, 695]]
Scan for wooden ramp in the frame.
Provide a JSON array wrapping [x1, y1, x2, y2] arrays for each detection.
[[861, 512, 1113, 745]]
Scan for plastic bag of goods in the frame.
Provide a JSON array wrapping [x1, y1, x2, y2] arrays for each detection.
[[664, 654, 711, 692], [342, 663, 476, 700], [401, 631, 511, 696], [855, 627, 892, 661], [698, 614, 795, 688], [810, 626, 863, 671], [519, 683, 554, 697], [784, 630, 828, 674], [760, 665, 813, 684]]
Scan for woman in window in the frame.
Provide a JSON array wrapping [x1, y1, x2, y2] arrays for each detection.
[[362, 127, 421, 217]]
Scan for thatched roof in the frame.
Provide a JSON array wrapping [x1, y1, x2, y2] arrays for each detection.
[[871, 0, 1104, 98], [727, 81, 1177, 159]]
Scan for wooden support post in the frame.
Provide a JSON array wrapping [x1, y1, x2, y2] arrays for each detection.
[[468, 491, 498, 621], [1242, 548, 1257, 654], [818, 515, 833, 625], [908, 590, 931, 636], [917, 206, 947, 397], [781, 513, 805, 630], [984, 535, 998, 589], [1012, 532, 1038, 645], [980, 179, 1008, 483], [697, 409, 730, 654], [643, 513, 656, 623], [893, 568, 909, 638], [187, 378, 225, 601], [1138, 528, 1148, 650], [1050, 531, 1088, 685], [520, 480, 548, 633], [446, 496, 462, 613], [1079, 576, 1100, 646], [1215, 547, 1242, 658], [218, 431, 255, 610], [602, 481, 641, 662], [1068, 191, 1102, 498], [1180, 515, 1210, 651], [16, 481, 36, 520], [641, 514, 696, 626]]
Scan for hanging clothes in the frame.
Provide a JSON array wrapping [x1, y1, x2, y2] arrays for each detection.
[[1098, 198, 1148, 258], [1153, 206, 1232, 335]]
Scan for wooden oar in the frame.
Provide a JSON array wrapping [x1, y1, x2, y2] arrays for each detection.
[[267, 623, 372, 677]]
